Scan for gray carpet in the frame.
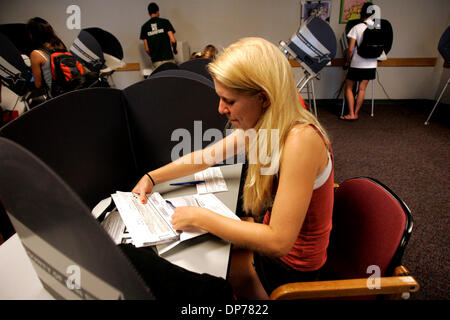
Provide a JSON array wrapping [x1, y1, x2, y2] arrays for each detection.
[[316, 99, 449, 300]]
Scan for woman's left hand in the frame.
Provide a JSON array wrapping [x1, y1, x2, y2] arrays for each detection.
[[171, 206, 206, 231]]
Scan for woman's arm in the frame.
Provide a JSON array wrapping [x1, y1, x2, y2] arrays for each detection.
[[347, 37, 356, 62], [30, 50, 46, 89], [133, 129, 245, 202], [171, 125, 329, 257]]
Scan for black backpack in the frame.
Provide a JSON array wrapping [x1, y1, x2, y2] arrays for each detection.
[[41, 47, 85, 96], [357, 23, 385, 59]]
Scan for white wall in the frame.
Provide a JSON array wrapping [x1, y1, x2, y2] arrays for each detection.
[[0, 0, 449, 99]]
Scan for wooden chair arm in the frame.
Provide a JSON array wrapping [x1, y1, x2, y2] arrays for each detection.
[[269, 268, 419, 300]]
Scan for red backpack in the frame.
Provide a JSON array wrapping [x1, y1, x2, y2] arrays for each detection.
[[41, 47, 85, 96]]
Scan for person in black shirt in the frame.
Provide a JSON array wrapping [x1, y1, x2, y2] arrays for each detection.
[[140, 2, 177, 68]]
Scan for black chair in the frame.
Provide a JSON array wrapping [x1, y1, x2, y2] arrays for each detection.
[[0, 87, 139, 209]]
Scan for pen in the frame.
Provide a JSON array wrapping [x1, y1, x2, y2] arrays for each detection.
[[169, 180, 205, 186], [166, 200, 176, 210]]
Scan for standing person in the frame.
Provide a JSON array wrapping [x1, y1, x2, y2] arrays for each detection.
[[132, 37, 334, 299], [140, 2, 177, 69], [341, 2, 378, 121]]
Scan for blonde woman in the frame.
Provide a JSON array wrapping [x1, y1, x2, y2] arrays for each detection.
[[133, 37, 334, 299]]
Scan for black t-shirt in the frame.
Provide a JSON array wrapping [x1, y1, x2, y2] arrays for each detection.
[[140, 17, 175, 63]]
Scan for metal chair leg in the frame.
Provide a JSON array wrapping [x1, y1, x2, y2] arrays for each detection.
[[425, 77, 449, 125], [371, 78, 374, 117], [311, 78, 317, 118]]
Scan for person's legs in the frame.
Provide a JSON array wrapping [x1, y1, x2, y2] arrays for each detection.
[[354, 79, 369, 119], [228, 248, 269, 300], [342, 79, 357, 120]]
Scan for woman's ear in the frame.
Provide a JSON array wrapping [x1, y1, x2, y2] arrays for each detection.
[[259, 91, 271, 109]]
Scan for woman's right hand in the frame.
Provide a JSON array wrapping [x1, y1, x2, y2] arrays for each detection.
[[132, 174, 154, 204]]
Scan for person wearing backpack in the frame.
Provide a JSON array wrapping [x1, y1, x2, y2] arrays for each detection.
[[341, 2, 379, 121], [27, 17, 89, 98]]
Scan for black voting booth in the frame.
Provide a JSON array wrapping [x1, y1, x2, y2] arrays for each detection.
[[0, 30, 34, 119], [0, 31, 32, 97], [0, 69, 230, 299], [425, 26, 450, 125], [179, 58, 213, 81], [0, 69, 225, 209], [0, 23, 33, 57], [279, 16, 337, 117], [70, 27, 126, 87]]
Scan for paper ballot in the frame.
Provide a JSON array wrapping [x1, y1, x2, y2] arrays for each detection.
[[111, 191, 240, 253], [195, 167, 228, 194], [111, 192, 240, 254], [156, 193, 240, 254], [111, 192, 179, 247]]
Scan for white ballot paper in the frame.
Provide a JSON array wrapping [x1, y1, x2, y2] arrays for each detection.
[[156, 193, 240, 255], [111, 191, 179, 247], [100, 210, 127, 245], [111, 191, 240, 254], [195, 167, 228, 194]]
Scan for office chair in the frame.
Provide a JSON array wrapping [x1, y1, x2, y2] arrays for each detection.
[[270, 177, 419, 300], [279, 16, 337, 118]]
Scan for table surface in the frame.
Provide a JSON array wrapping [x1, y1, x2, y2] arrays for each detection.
[[0, 163, 243, 300]]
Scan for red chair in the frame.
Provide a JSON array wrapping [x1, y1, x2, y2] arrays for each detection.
[[270, 177, 419, 300]]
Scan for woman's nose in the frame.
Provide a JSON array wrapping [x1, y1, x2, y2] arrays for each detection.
[[218, 100, 228, 114]]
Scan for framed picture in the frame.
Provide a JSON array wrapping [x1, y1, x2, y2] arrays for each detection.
[[339, 0, 371, 24], [301, 1, 332, 25]]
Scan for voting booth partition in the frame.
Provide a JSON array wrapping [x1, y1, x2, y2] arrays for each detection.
[[0, 69, 228, 299], [124, 69, 224, 172], [0, 137, 153, 299], [178, 58, 213, 82], [0, 69, 226, 209], [0, 31, 32, 97], [0, 23, 33, 57]]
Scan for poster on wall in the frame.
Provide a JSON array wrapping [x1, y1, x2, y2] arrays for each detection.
[[301, 1, 332, 25], [339, 0, 371, 24]]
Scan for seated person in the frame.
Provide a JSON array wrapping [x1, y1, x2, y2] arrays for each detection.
[[133, 37, 334, 299]]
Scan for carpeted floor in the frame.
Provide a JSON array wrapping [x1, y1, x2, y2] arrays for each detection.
[[316, 99, 449, 300]]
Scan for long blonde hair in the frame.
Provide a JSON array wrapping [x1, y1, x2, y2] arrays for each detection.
[[208, 37, 329, 216]]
